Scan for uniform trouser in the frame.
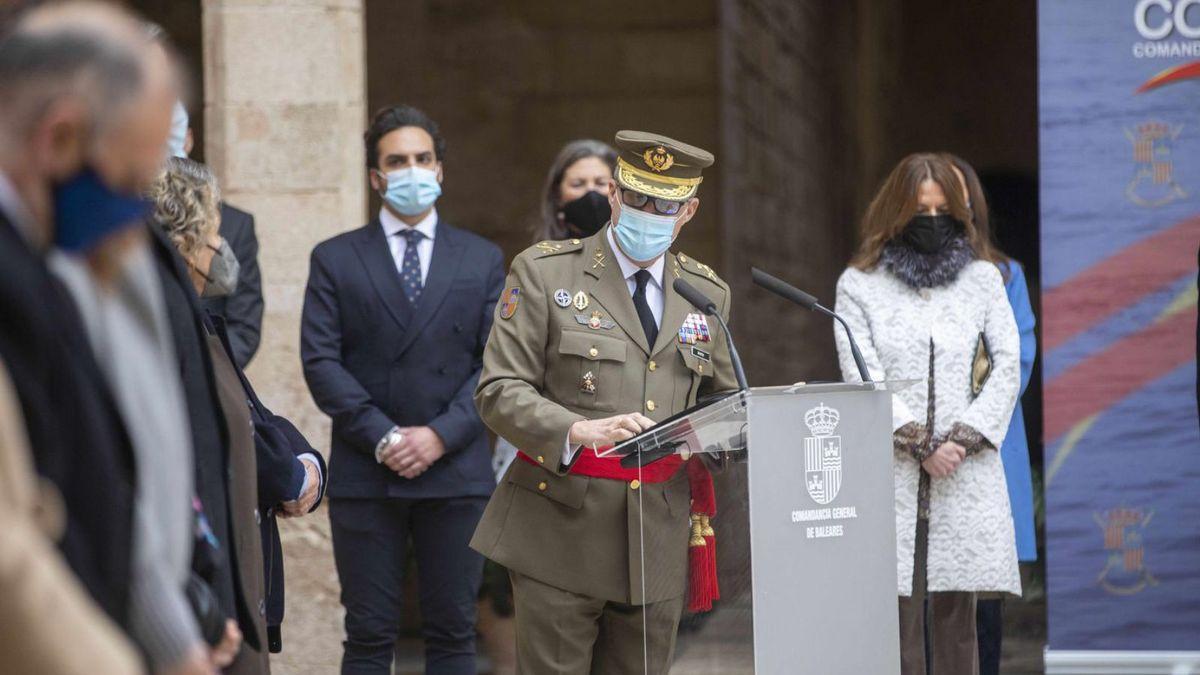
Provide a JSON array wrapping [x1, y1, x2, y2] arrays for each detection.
[[898, 518, 979, 675], [330, 496, 487, 675], [509, 570, 682, 675]]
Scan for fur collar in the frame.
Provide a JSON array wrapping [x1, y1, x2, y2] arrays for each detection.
[[880, 237, 975, 289]]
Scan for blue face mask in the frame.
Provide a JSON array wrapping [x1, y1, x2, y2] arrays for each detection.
[[614, 202, 678, 262], [378, 166, 442, 216], [53, 168, 152, 254], [166, 100, 189, 158]]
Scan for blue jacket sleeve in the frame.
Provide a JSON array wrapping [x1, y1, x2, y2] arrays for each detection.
[[301, 247, 397, 454], [428, 244, 506, 452], [1004, 261, 1037, 396]]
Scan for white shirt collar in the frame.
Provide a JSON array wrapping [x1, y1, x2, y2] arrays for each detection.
[[380, 206, 438, 241], [0, 170, 39, 246], [606, 225, 665, 290]]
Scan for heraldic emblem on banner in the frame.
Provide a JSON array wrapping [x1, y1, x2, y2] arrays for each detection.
[[1094, 507, 1158, 596], [803, 403, 843, 505], [1125, 121, 1187, 207]]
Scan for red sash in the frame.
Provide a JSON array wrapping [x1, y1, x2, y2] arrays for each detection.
[[517, 447, 720, 613]]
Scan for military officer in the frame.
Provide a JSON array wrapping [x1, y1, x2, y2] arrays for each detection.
[[470, 130, 736, 674]]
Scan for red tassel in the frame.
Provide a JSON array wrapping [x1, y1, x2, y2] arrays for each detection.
[[688, 537, 712, 613], [685, 459, 720, 612]]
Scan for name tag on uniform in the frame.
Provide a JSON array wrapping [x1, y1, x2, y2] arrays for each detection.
[[691, 347, 711, 362]]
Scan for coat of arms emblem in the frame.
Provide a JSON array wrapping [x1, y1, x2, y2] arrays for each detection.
[[803, 403, 842, 505], [643, 145, 674, 172], [1125, 121, 1187, 207], [1094, 507, 1158, 595]]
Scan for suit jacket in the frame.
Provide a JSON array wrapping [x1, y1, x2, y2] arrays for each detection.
[[301, 217, 504, 500], [148, 224, 264, 653], [214, 316, 327, 653], [0, 213, 136, 628], [201, 202, 263, 369], [0, 357, 143, 675], [469, 229, 737, 605]]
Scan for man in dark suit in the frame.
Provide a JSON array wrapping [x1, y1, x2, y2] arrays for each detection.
[[0, 2, 174, 636], [201, 202, 264, 368], [302, 104, 505, 674]]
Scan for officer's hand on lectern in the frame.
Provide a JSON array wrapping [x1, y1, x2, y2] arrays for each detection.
[[568, 413, 656, 447]]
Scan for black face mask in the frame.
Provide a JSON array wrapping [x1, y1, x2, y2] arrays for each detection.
[[900, 214, 963, 254], [560, 191, 611, 237]]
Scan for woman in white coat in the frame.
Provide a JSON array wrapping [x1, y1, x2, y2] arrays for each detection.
[[834, 153, 1021, 675]]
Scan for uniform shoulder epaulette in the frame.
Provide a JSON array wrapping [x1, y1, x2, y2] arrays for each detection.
[[524, 238, 585, 259], [674, 251, 728, 290]]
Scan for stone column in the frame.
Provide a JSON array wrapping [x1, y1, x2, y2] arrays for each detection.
[[202, 0, 364, 447], [202, 1, 365, 670]]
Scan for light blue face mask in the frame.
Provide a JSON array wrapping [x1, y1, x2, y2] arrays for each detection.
[[614, 202, 678, 262], [166, 100, 189, 158], [378, 166, 442, 216]]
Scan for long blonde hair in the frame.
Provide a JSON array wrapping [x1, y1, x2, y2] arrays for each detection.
[[851, 153, 1003, 270], [151, 156, 220, 261]]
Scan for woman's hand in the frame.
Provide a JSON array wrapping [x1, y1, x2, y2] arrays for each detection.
[[210, 619, 242, 668], [921, 441, 966, 478]]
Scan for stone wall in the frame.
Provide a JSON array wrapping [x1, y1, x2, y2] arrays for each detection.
[[201, 1, 366, 671]]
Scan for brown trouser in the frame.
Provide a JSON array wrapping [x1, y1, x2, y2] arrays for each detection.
[[509, 570, 682, 675], [898, 519, 979, 675]]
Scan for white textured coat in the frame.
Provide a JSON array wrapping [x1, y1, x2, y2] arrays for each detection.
[[835, 260, 1022, 596]]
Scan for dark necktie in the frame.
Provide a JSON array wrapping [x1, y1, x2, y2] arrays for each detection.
[[399, 228, 425, 305], [633, 269, 658, 347]]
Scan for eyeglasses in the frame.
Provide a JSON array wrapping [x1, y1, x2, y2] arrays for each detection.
[[620, 189, 684, 216]]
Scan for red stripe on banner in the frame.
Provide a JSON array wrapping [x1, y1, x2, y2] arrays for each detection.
[[1042, 218, 1200, 351], [1135, 60, 1200, 93], [1044, 310, 1196, 442]]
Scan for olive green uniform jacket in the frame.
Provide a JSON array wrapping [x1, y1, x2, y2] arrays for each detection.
[[470, 227, 735, 605]]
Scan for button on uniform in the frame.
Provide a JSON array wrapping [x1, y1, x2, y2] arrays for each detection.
[[629, 479, 641, 490], [538, 481, 547, 492], [646, 400, 656, 412], [648, 360, 657, 371], [536, 455, 545, 464], [588, 347, 598, 358]]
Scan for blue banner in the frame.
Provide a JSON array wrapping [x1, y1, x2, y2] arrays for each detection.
[[1040, 0, 1200, 652]]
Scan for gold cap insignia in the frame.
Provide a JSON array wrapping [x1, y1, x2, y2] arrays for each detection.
[[643, 146, 675, 173]]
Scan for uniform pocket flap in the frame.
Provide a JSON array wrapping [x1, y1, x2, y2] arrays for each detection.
[[507, 458, 587, 509], [676, 342, 713, 377], [559, 330, 627, 363]]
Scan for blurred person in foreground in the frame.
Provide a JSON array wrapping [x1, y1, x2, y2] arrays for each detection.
[[151, 156, 326, 673], [944, 153, 1038, 675], [835, 153, 1021, 675], [0, 1, 171, 665]]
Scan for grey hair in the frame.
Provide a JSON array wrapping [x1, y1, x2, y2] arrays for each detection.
[[0, 6, 145, 140]]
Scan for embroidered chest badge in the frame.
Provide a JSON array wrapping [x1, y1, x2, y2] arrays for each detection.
[[499, 287, 521, 319], [678, 312, 711, 344]]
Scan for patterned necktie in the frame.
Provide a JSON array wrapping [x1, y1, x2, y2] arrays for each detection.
[[398, 228, 425, 305], [633, 269, 658, 347]]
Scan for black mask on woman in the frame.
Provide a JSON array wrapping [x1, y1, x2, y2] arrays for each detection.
[[560, 191, 611, 237], [900, 214, 963, 254]]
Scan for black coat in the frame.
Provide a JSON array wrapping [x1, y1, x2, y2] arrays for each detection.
[[212, 316, 327, 653], [148, 223, 263, 651], [200, 202, 263, 369], [301, 218, 504, 500], [0, 212, 135, 628]]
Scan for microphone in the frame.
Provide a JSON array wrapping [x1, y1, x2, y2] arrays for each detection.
[[672, 278, 749, 391], [750, 267, 873, 383]]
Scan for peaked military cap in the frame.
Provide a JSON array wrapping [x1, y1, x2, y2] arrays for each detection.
[[613, 130, 715, 201]]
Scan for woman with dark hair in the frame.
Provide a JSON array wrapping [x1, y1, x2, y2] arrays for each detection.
[[835, 153, 1021, 675], [944, 154, 1038, 675], [532, 139, 617, 243]]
